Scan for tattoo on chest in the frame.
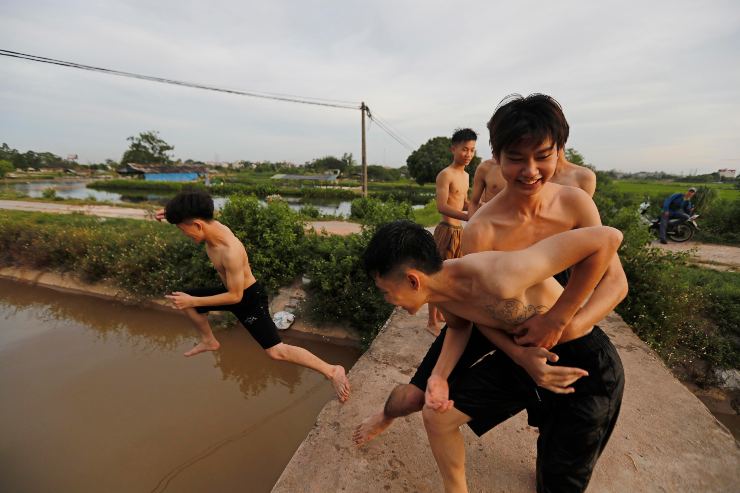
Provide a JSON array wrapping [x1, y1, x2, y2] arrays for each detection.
[[484, 299, 549, 325]]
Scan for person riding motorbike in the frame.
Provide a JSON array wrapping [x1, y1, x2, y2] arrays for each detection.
[[659, 187, 696, 244]]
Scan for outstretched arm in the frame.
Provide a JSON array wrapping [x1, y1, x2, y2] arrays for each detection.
[[425, 311, 471, 412], [167, 251, 246, 309], [517, 195, 628, 347], [469, 165, 486, 217], [458, 224, 589, 392], [488, 226, 622, 348]]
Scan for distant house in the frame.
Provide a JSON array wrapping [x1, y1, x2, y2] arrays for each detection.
[[116, 163, 207, 182], [718, 168, 736, 179]]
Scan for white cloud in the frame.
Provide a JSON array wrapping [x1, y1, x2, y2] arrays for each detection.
[[1, 0, 738, 172]]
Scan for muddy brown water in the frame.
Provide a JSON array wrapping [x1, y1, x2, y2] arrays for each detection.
[[0, 279, 360, 492]]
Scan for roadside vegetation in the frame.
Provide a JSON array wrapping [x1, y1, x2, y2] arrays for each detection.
[[1, 137, 738, 380], [596, 172, 739, 382]]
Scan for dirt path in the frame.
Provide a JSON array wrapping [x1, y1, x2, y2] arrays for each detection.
[[653, 240, 740, 272], [0, 199, 363, 236]]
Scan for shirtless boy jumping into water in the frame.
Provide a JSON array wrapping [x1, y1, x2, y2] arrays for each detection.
[[428, 128, 477, 335], [160, 190, 350, 402]]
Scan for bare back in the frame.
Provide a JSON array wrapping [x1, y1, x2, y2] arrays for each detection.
[[473, 159, 506, 205], [552, 157, 597, 197]]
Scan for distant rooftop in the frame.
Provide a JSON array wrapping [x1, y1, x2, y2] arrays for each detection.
[[117, 163, 207, 174], [271, 173, 338, 181]]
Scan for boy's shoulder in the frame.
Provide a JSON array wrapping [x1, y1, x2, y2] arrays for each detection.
[[547, 182, 600, 225], [476, 159, 495, 173], [548, 181, 590, 201]]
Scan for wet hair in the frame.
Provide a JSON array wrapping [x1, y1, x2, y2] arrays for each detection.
[[363, 220, 443, 279], [487, 94, 569, 158], [164, 189, 214, 224], [451, 128, 478, 145]]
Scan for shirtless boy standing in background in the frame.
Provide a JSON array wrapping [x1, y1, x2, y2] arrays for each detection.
[[428, 128, 477, 335]]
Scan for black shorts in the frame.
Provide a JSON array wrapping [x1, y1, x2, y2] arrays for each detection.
[[553, 268, 571, 287], [450, 326, 625, 493], [185, 282, 281, 350], [409, 325, 496, 391]]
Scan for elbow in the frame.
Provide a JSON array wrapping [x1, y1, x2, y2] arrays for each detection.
[[230, 292, 243, 304], [615, 278, 628, 304], [606, 227, 623, 252], [611, 268, 629, 303]]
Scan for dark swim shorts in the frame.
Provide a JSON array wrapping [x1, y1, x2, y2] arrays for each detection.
[[450, 326, 625, 493], [185, 281, 281, 349], [409, 324, 496, 391]]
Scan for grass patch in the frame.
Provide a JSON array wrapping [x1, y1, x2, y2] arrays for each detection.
[[613, 180, 738, 201], [412, 200, 441, 227]]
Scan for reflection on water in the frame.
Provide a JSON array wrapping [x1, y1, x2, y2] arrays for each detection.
[[0, 279, 359, 492], [9, 180, 359, 217], [9, 180, 126, 202]]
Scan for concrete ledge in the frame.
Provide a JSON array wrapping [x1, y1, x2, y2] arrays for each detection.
[[0, 267, 360, 347], [273, 308, 739, 492]]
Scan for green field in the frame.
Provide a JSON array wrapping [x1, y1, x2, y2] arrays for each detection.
[[613, 180, 738, 201]]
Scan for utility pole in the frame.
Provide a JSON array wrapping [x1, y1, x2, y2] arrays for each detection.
[[361, 102, 368, 197]]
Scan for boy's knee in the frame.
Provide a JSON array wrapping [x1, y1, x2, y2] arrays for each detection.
[[265, 344, 287, 361], [422, 405, 454, 434], [385, 384, 424, 418]]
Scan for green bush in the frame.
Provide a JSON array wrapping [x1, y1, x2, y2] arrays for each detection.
[[350, 196, 413, 227], [696, 198, 740, 244], [0, 212, 217, 297], [597, 189, 738, 378], [412, 200, 440, 227], [299, 204, 321, 219], [41, 188, 57, 199], [303, 232, 393, 346]]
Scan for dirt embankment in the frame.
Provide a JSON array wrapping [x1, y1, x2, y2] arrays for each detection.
[[653, 240, 740, 272]]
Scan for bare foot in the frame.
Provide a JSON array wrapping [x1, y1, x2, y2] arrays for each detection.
[[184, 339, 220, 357], [330, 365, 351, 403], [353, 412, 393, 446], [426, 322, 441, 337]]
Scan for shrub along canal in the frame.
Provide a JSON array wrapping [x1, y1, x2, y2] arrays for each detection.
[[0, 278, 360, 492]]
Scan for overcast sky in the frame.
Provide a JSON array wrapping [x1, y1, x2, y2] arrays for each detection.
[[1, 0, 739, 173]]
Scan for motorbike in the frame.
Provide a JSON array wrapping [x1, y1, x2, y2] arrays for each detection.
[[639, 200, 699, 242]]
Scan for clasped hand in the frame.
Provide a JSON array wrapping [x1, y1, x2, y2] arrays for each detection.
[[425, 374, 454, 413], [166, 292, 196, 309]]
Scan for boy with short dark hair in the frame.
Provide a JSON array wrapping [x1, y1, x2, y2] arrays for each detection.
[[428, 128, 477, 335], [161, 190, 350, 402]]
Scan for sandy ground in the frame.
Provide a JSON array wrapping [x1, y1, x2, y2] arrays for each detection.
[[273, 307, 739, 493], [653, 240, 740, 272]]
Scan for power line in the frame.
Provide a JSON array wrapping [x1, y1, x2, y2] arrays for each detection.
[[365, 107, 415, 151], [372, 115, 414, 150], [0, 49, 361, 110], [1, 48, 416, 152]]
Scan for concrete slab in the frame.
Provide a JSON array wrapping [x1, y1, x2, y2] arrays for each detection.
[[273, 308, 739, 493]]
